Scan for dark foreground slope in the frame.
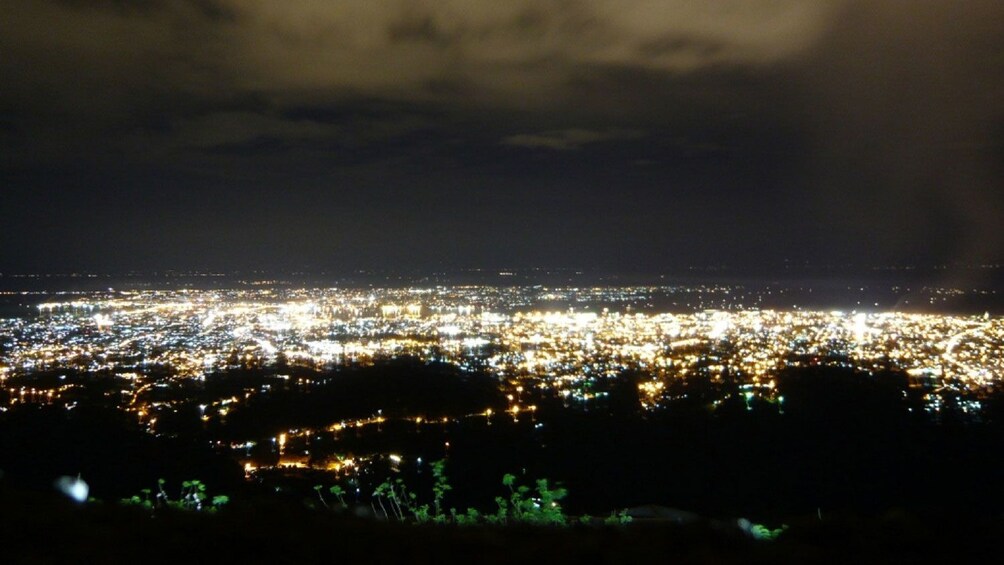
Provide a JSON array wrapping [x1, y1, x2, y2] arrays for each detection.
[[3, 362, 1004, 519], [2, 361, 1003, 563], [1, 490, 1000, 565]]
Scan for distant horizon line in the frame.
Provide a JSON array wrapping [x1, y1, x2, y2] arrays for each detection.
[[1, 262, 1002, 278]]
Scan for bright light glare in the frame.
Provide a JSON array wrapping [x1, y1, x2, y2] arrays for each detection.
[[55, 475, 89, 503]]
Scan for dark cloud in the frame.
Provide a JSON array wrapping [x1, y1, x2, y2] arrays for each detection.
[[52, 0, 237, 22], [502, 129, 644, 150], [387, 12, 458, 47], [806, 0, 1004, 266], [1, 1, 1002, 273]]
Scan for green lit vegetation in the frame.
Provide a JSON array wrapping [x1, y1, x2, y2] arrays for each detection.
[[493, 473, 568, 526], [98, 466, 773, 539], [121, 478, 229, 513], [603, 509, 633, 526], [313, 460, 645, 529], [749, 522, 788, 541]]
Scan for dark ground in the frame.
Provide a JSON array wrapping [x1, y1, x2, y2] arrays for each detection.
[[1, 489, 1000, 565], [2, 362, 1003, 563]]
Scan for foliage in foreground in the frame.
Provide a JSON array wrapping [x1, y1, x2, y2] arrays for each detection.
[[110, 466, 781, 540], [121, 478, 229, 513], [738, 518, 788, 540], [316, 460, 633, 527]]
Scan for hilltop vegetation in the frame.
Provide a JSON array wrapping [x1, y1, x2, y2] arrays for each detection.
[[3, 361, 1004, 518]]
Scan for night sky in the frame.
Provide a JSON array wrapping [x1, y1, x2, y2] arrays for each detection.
[[2, 1, 1002, 274]]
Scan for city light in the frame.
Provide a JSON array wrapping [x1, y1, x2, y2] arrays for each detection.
[[2, 284, 1001, 473]]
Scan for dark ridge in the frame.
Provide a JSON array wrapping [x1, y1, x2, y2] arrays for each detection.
[[205, 358, 506, 439], [0, 405, 243, 499]]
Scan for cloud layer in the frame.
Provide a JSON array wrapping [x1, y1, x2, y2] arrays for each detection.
[[1, 1, 1002, 271], [502, 129, 644, 150]]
